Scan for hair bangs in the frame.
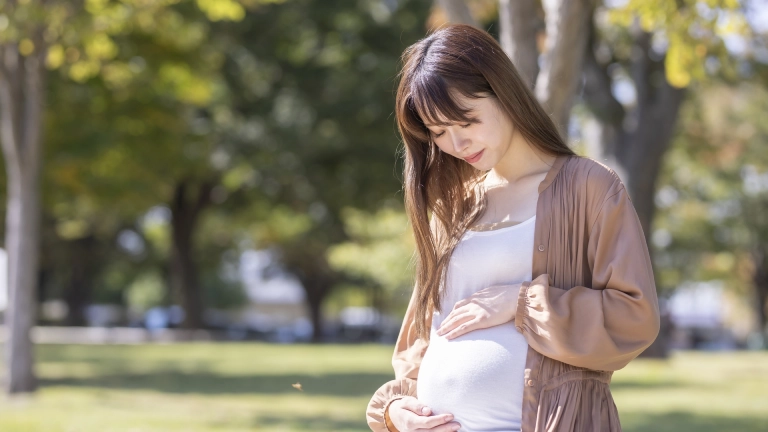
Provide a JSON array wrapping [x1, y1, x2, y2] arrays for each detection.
[[409, 71, 479, 130]]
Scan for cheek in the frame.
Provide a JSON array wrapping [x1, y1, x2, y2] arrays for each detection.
[[471, 128, 496, 147], [434, 141, 456, 156]]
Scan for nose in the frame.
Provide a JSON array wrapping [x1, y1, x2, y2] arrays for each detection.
[[450, 129, 469, 154]]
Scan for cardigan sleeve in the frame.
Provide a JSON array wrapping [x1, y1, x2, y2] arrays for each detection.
[[365, 284, 431, 431], [514, 181, 660, 372]]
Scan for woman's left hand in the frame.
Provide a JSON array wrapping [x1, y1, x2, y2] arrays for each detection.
[[436, 283, 523, 340]]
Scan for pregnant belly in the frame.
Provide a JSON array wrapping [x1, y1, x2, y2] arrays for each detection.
[[416, 323, 528, 432]]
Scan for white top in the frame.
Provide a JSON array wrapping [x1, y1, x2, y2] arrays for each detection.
[[416, 215, 535, 432]]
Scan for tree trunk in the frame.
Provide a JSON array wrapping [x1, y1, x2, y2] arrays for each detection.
[[281, 246, 338, 343], [0, 38, 46, 394], [169, 180, 214, 329], [532, 0, 593, 140], [436, 0, 479, 28], [498, 0, 593, 138], [753, 245, 768, 342], [307, 293, 324, 343], [300, 275, 331, 343], [498, 0, 543, 90], [63, 235, 99, 326]]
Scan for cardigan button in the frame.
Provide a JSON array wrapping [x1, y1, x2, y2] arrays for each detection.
[[538, 244, 545, 252], [526, 379, 535, 387]]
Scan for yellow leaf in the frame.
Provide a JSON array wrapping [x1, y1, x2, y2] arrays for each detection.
[[46, 44, 65, 69], [69, 60, 101, 83], [196, 0, 245, 21], [19, 39, 34, 56], [85, 0, 110, 14], [57, 219, 89, 240], [85, 33, 118, 60], [665, 38, 692, 88]]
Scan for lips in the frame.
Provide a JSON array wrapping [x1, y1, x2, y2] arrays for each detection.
[[463, 149, 484, 163]]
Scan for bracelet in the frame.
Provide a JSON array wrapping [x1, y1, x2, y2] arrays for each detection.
[[384, 399, 401, 432]]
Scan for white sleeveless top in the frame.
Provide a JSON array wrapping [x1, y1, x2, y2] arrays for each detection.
[[416, 215, 535, 432]]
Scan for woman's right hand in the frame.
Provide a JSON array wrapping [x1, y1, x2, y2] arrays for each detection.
[[386, 396, 461, 431]]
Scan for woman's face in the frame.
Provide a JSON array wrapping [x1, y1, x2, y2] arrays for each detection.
[[424, 91, 515, 171]]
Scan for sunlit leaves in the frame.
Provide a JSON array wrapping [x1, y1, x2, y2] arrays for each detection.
[[653, 81, 768, 297], [667, 34, 697, 87], [327, 207, 415, 299], [248, 205, 313, 244], [221, 163, 260, 191], [606, 0, 748, 87], [69, 58, 101, 82], [46, 43, 65, 68], [196, 0, 245, 22], [124, 270, 166, 309], [158, 62, 214, 106], [84, 32, 118, 59], [18, 38, 35, 54], [101, 61, 134, 88]]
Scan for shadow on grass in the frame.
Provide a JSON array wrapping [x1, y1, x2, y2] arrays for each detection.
[[253, 414, 366, 431], [40, 371, 394, 397], [622, 411, 768, 432]]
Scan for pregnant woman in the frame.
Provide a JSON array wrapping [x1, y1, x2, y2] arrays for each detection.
[[365, 24, 660, 432]]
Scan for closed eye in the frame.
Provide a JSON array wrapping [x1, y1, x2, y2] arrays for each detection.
[[433, 123, 471, 138]]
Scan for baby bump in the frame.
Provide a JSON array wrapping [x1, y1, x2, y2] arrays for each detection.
[[416, 323, 528, 432]]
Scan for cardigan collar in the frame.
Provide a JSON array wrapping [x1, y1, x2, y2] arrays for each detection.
[[537, 153, 571, 194]]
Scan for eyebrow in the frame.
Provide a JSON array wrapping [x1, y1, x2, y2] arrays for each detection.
[[423, 118, 476, 127]]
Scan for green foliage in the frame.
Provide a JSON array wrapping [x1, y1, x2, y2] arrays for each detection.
[[653, 81, 768, 298], [606, 0, 748, 87], [200, 267, 248, 309], [327, 206, 415, 297], [207, 1, 433, 321], [124, 270, 167, 309], [321, 282, 372, 318]]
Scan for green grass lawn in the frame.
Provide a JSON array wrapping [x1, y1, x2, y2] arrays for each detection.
[[0, 343, 766, 431]]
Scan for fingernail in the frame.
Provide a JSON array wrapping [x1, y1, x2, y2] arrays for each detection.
[[421, 407, 430, 414], [453, 424, 461, 430]]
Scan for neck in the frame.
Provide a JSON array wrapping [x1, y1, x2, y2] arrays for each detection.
[[486, 131, 555, 187]]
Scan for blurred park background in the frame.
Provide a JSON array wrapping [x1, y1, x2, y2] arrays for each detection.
[[1, 0, 768, 431]]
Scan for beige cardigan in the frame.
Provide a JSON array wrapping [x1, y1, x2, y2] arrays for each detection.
[[366, 154, 661, 432]]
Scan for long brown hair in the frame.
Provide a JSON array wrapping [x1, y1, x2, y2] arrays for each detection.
[[395, 24, 575, 341]]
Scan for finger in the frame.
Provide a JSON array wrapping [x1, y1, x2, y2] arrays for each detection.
[[444, 318, 479, 340], [452, 298, 468, 310], [439, 303, 464, 327], [414, 421, 462, 432], [436, 313, 472, 336], [410, 412, 457, 430], [401, 398, 432, 416]]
